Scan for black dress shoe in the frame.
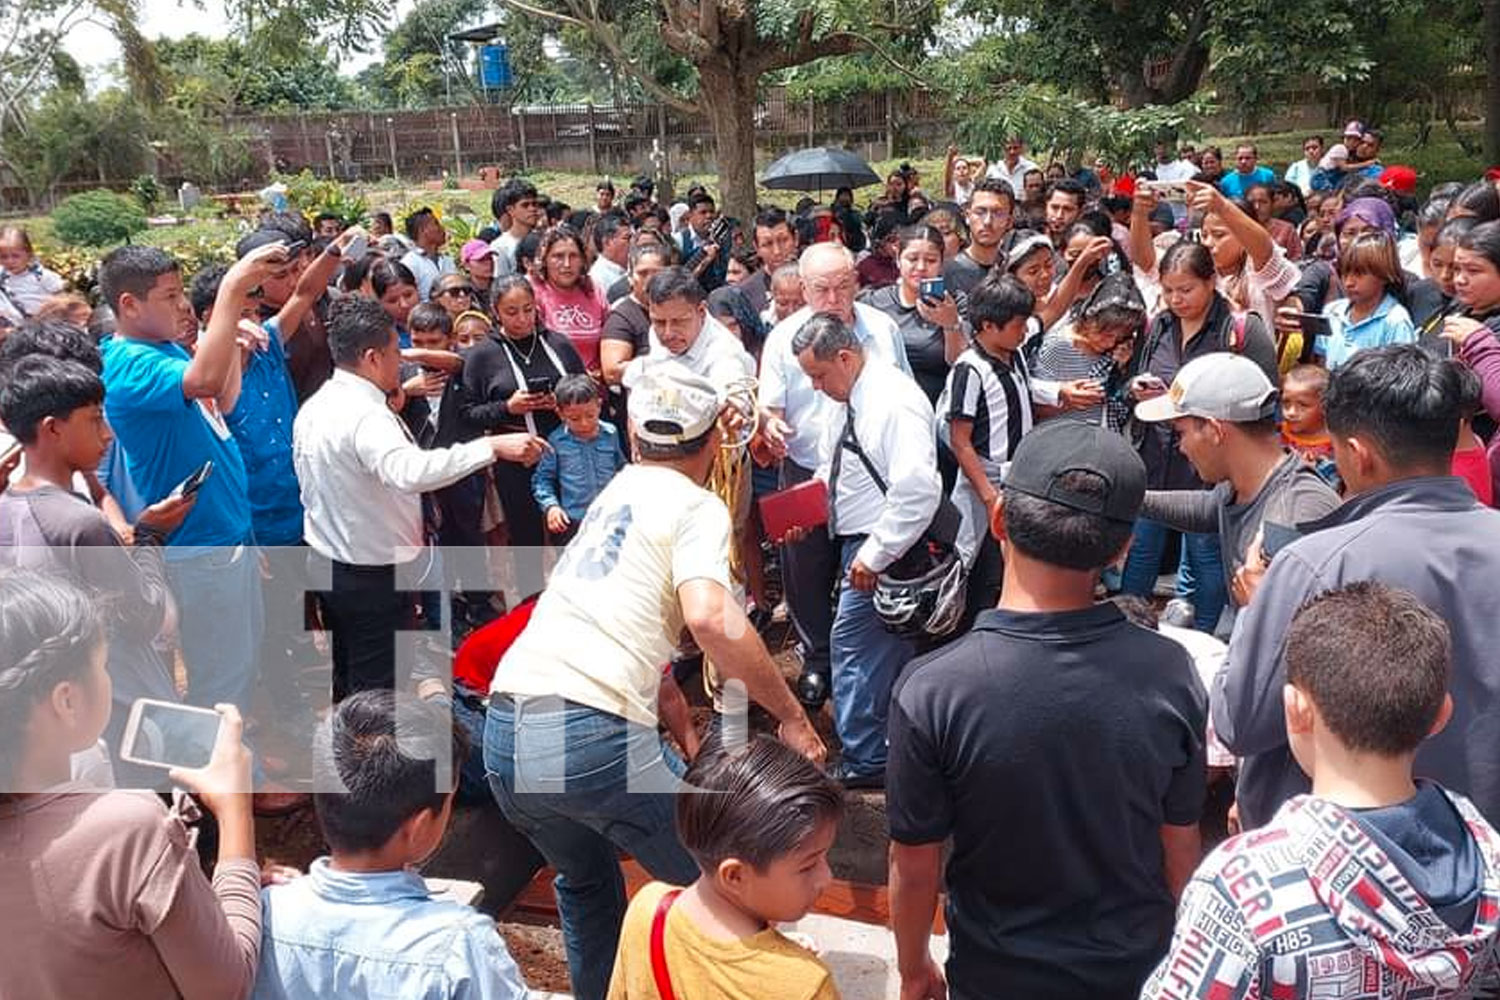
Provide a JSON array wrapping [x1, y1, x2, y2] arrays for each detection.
[[796, 669, 830, 709], [827, 762, 885, 790]]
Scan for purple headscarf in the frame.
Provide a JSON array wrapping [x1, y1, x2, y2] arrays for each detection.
[[1334, 197, 1398, 238]]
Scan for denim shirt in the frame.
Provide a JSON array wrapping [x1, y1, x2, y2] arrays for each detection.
[[1318, 292, 1416, 369], [253, 858, 529, 1000], [226, 320, 304, 545], [531, 423, 625, 520]]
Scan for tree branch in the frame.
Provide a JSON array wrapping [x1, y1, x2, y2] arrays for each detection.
[[494, 0, 701, 113]]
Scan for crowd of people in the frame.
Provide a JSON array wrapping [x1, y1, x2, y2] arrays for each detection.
[[3, 122, 1500, 1000]]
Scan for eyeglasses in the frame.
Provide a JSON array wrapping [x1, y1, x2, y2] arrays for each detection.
[[968, 207, 1012, 221]]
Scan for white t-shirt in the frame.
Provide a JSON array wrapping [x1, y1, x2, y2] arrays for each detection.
[[491, 464, 732, 727]]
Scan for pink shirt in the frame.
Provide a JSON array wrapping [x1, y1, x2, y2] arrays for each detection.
[[531, 278, 607, 370]]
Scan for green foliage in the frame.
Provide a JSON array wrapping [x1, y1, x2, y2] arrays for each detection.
[[3, 88, 152, 204], [272, 170, 370, 226], [155, 34, 357, 113], [130, 174, 161, 212], [954, 82, 1208, 166], [52, 189, 149, 246], [780, 56, 916, 103]]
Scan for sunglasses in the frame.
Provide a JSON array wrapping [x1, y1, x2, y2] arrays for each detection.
[[438, 287, 477, 298]]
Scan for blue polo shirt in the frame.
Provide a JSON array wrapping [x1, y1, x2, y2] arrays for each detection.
[[1218, 166, 1276, 199], [101, 336, 252, 556], [1317, 292, 1417, 369], [225, 320, 303, 545]]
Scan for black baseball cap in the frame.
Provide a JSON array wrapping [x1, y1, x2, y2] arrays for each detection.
[[1005, 422, 1146, 523]]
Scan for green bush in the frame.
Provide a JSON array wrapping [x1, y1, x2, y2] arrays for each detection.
[[52, 189, 149, 247], [130, 174, 161, 213], [272, 169, 368, 228]]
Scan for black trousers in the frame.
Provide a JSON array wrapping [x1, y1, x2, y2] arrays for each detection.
[[778, 460, 837, 677], [313, 556, 417, 702]]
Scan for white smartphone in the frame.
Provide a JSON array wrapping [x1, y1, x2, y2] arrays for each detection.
[[119, 698, 223, 770]]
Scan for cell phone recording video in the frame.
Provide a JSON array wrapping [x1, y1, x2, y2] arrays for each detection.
[[119, 698, 223, 771]]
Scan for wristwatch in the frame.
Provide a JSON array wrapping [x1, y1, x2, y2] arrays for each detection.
[[325, 242, 343, 258]]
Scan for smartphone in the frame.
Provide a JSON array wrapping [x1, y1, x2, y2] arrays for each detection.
[[343, 234, 368, 262], [1144, 180, 1188, 203], [1297, 312, 1333, 338], [170, 460, 213, 499], [919, 276, 945, 302], [119, 698, 223, 770], [1260, 521, 1302, 560], [526, 376, 556, 395], [280, 239, 308, 257]]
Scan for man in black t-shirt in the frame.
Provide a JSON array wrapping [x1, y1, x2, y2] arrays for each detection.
[[942, 177, 1015, 299], [887, 421, 1207, 1000]]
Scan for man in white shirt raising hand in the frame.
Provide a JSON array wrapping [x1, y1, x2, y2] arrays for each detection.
[[294, 295, 546, 700]]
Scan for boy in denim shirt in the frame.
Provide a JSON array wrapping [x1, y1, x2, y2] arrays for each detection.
[[254, 690, 529, 1000], [532, 372, 624, 545]]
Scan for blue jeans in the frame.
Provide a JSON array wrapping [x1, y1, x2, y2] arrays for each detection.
[[831, 536, 914, 776], [166, 543, 264, 714], [1120, 519, 1227, 633], [483, 697, 698, 1000]]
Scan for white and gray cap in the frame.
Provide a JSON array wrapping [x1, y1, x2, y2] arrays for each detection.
[[625, 360, 723, 446], [1135, 353, 1279, 424]]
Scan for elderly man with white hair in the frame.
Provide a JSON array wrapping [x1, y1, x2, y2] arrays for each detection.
[[757, 242, 913, 709]]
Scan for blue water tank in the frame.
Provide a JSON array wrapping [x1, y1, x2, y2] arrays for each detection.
[[480, 44, 512, 89]]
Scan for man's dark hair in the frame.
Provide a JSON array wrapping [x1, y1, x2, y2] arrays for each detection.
[[645, 266, 706, 307], [97, 245, 180, 313], [967, 275, 1035, 333], [1001, 471, 1134, 571], [1047, 178, 1087, 206], [629, 241, 675, 272], [314, 211, 342, 227], [404, 207, 437, 242], [407, 302, 453, 336], [971, 177, 1016, 205], [553, 372, 598, 408], [492, 178, 539, 220], [593, 213, 629, 252], [1286, 582, 1449, 756], [0, 355, 105, 444], [676, 735, 843, 874], [327, 296, 396, 367], [1324, 344, 1465, 469], [373, 211, 394, 230], [0, 318, 101, 375], [753, 207, 792, 236], [688, 192, 716, 212], [623, 192, 649, 215], [312, 689, 466, 854], [790, 312, 859, 360], [188, 264, 228, 323], [261, 211, 313, 246]]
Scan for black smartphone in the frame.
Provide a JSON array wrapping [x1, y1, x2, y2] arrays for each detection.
[[919, 276, 945, 302], [1261, 521, 1301, 560], [1297, 312, 1333, 339], [280, 239, 308, 257], [171, 460, 213, 499], [526, 376, 556, 395]]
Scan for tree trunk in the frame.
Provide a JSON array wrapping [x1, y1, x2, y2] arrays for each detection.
[[1486, 0, 1500, 164], [698, 59, 760, 221]]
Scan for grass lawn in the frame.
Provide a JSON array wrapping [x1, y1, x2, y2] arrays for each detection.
[[22, 122, 1486, 278]]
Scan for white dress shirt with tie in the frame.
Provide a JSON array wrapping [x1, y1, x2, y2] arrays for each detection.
[[758, 302, 913, 471], [293, 369, 494, 566], [816, 359, 940, 573]]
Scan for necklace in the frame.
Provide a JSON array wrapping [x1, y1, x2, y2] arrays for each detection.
[[505, 330, 539, 366]]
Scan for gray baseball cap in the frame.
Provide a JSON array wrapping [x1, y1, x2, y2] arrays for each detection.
[[1135, 353, 1278, 423]]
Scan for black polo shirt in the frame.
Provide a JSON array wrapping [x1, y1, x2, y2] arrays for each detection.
[[887, 603, 1207, 1000]]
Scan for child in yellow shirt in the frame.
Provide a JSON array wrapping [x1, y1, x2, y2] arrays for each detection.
[[607, 736, 844, 1000]]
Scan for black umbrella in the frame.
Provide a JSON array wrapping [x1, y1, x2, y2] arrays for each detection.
[[760, 146, 882, 194]]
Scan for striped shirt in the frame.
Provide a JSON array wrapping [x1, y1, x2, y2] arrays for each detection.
[[1032, 331, 1129, 431], [938, 344, 1036, 476]]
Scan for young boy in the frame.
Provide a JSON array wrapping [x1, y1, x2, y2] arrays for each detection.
[[1279, 363, 1340, 489], [400, 207, 456, 302], [607, 736, 844, 1000], [1142, 582, 1500, 999], [531, 372, 624, 546], [937, 275, 1051, 613], [0, 355, 186, 777], [254, 689, 530, 999]]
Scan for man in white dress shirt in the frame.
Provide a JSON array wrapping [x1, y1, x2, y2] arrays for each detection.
[[986, 135, 1040, 198], [294, 296, 545, 700], [794, 313, 940, 787], [757, 243, 912, 707]]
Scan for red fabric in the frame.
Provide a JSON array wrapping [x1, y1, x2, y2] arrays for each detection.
[[1453, 446, 1495, 507], [1378, 165, 1418, 196], [650, 888, 683, 1000], [452, 597, 539, 693]]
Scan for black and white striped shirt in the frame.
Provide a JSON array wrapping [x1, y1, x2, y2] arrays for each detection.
[[938, 344, 1048, 475]]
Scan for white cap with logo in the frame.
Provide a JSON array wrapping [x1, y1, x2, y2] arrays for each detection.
[[625, 360, 723, 446], [1135, 353, 1278, 424]]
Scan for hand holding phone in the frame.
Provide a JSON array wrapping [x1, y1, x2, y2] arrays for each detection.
[[170, 460, 213, 500], [919, 276, 945, 303], [120, 698, 226, 771], [526, 375, 556, 395]]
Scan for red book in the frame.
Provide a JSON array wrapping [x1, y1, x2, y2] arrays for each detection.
[[758, 479, 829, 543]]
